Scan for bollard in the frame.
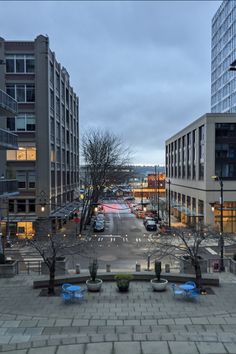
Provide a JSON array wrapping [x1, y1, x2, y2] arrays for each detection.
[[106, 264, 111, 272], [75, 264, 80, 274], [136, 263, 141, 272], [147, 254, 151, 271], [165, 264, 170, 273]]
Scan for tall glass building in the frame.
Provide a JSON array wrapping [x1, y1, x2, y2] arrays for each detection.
[[211, 0, 236, 113]]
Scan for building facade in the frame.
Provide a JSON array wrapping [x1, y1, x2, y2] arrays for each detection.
[[165, 113, 236, 232], [0, 35, 80, 238], [211, 0, 236, 113]]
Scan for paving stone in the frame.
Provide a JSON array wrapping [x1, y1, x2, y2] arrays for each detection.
[[191, 317, 210, 325], [79, 326, 98, 333], [133, 333, 147, 341], [123, 319, 140, 326], [55, 319, 72, 327], [72, 319, 89, 326], [0, 335, 12, 344], [19, 320, 39, 328], [104, 334, 118, 342], [158, 318, 175, 325], [2, 320, 21, 328], [107, 320, 123, 326], [196, 341, 227, 354], [142, 340, 169, 354], [47, 338, 62, 346], [207, 317, 227, 324], [0, 343, 17, 351], [89, 320, 106, 326], [6, 327, 26, 335], [146, 333, 163, 341], [42, 327, 62, 335], [133, 325, 151, 333], [28, 347, 57, 354], [10, 335, 31, 343], [3, 350, 27, 354], [224, 317, 236, 324], [116, 325, 133, 334], [61, 337, 77, 345], [85, 342, 113, 354], [118, 333, 133, 341], [141, 319, 157, 325], [61, 326, 80, 334], [76, 335, 90, 344], [224, 342, 236, 353], [161, 333, 175, 341], [114, 341, 141, 354], [16, 342, 32, 350], [97, 326, 115, 334], [37, 319, 55, 327], [90, 334, 104, 342], [169, 341, 198, 354], [174, 318, 192, 325]]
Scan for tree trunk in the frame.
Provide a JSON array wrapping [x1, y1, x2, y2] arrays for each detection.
[[193, 260, 202, 289], [48, 261, 56, 295]]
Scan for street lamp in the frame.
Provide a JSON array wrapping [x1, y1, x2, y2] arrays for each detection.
[[166, 179, 171, 228], [211, 175, 225, 271]]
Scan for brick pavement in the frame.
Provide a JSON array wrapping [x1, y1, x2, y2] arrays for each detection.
[[0, 274, 236, 353]]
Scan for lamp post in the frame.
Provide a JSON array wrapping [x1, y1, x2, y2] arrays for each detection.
[[141, 177, 144, 210], [211, 175, 225, 271], [166, 179, 171, 228]]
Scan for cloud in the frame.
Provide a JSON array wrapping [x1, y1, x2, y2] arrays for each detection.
[[0, 0, 221, 164]]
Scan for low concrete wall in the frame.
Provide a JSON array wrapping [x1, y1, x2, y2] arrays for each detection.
[[0, 260, 18, 278], [41, 258, 67, 276], [33, 271, 219, 289]]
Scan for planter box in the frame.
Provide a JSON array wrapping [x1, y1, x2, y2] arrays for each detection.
[[0, 260, 18, 277], [180, 256, 207, 274], [41, 257, 67, 276]]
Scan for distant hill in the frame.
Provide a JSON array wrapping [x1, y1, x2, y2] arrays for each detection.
[[130, 165, 165, 177]]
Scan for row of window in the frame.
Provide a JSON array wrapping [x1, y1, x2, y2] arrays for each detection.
[[7, 147, 36, 161], [6, 84, 35, 103], [16, 170, 36, 189], [7, 114, 35, 132], [6, 55, 35, 74], [9, 199, 35, 213]]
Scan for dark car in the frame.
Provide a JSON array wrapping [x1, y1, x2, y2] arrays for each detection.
[[143, 216, 155, 226], [145, 220, 157, 231]]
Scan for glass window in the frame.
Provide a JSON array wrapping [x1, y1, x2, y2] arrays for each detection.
[[16, 171, 26, 189], [28, 171, 36, 188], [17, 149, 27, 160], [7, 150, 16, 160], [9, 200, 14, 212], [16, 116, 25, 131], [6, 85, 15, 99], [26, 85, 35, 102], [26, 115, 35, 131], [27, 148, 36, 160], [16, 56, 25, 73], [17, 199, 26, 212], [16, 85, 25, 102], [6, 56, 14, 72], [26, 56, 34, 73], [28, 199, 35, 212], [7, 118, 15, 131]]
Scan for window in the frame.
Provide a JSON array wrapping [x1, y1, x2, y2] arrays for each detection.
[[6, 55, 35, 73], [28, 171, 36, 188], [7, 114, 35, 132], [9, 200, 14, 213], [28, 199, 35, 213], [16, 171, 26, 189], [17, 199, 26, 213], [7, 147, 36, 161], [6, 84, 35, 103]]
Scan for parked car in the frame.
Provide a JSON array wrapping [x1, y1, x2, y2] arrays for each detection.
[[93, 220, 105, 232], [145, 220, 157, 231], [143, 216, 155, 226]]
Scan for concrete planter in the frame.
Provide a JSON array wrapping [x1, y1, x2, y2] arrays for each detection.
[[0, 260, 18, 278], [180, 256, 207, 274], [41, 257, 67, 276], [86, 279, 103, 292], [150, 278, 168, 291]]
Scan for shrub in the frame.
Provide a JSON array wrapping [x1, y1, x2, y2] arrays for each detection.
[[114, 274, 133, 281]]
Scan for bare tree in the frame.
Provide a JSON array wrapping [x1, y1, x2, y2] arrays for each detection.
[[146, 227, 223, 289], [81, 129, 131, 224]]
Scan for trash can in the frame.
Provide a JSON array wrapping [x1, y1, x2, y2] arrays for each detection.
[[75, 264, 80, 274], [136, 263, 141, 272], [106, 264, 111, 272]]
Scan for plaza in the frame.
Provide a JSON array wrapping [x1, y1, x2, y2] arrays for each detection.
[[0, 273, 235, 353]]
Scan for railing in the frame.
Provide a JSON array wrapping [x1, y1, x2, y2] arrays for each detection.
[[206, 257, 236, 274], [0, 128, 18, 149], [0, 89, 17, 116], [16, 260, 42, 275], [0, 179, 18, 196]]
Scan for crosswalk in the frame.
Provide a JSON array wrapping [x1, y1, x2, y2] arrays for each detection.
[[18, 247, 43, 274]]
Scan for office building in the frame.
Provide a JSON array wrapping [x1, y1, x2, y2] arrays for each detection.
[[0, 35, 80, 238], [211, 0, 236, 113], [165, 113, 236, 232]]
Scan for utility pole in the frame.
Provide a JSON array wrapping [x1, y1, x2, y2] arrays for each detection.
[[141, 177, 144, 210], [157, 166, 160, 221]]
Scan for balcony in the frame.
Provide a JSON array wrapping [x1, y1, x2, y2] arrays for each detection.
[[0, 128, 18, 150], [0, 89, 17, 117], [0, 179, 18, 197]]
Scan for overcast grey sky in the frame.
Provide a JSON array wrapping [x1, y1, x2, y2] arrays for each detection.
[[1, 0, 221, 165]]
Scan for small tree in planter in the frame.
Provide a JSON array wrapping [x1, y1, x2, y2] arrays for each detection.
[[114, 273, 133, 292], [86, 259, 103, 292], [150, 260, 168, 291]]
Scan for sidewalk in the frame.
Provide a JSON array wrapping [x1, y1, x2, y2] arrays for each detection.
[[0, 272, 235, 353]]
